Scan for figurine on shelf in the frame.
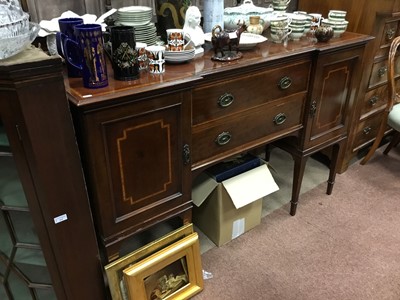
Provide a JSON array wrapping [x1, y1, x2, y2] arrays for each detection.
[[183, 6, 205, 56], [211, 21, 246, 61]]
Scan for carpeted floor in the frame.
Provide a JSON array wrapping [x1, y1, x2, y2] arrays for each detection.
[[193, 147, 400, 300]]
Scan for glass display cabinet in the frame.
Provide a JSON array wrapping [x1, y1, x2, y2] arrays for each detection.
[[0, 121, 55, 299], [0, 47, 105, 300]]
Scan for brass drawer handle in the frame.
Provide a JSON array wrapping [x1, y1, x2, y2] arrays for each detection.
[[218, 92, 234, 107], [369, 96, 378, 106], [278, 76, 292, 90], [215, 131, 232, 146], [378, 66, 387, 77], [386, 28, 396, 41], [273, 113, 287, 125], [363, 127, 372, 135]]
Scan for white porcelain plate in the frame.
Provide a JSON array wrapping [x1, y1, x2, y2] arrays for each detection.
[[204, 32, 267, 50]]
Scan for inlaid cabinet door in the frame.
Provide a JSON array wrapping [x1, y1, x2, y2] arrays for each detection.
[[76, 91, 192, 253], [303, 46, 365, 149]]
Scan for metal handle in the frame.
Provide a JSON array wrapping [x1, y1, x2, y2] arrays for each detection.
[[183, 144, 190, 165], [363, 127, 372, 135], [278, 76, 292, 90], [273, 113, 287, 125], [378, 66, 387, 77], [310, 100, 317, 117], [369, 96, 378, 106], [215, 132, 232, 146], [386, 28, 396, 41], [217, 93, 234, 107]]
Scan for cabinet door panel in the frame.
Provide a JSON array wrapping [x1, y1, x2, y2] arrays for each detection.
[[305, 48, 364, 148], [80, 93, 190, 246], [104, 108, 180, 217]]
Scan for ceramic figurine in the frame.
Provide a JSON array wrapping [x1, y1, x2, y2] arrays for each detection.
[[211, 22, 247, 61], [183, 6, 205, 56]]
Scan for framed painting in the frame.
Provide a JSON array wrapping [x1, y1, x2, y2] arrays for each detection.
[[105, 223, 194, 300], [123, 232, 203, 300]]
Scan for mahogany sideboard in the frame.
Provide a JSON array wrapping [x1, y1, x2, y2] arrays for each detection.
[[0, 33, 371, 298], [65, 32, 372, 264]]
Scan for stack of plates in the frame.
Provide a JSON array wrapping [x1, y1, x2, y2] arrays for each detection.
[[165, 47, 196, 64], [116, 6, 152, 25], [132, 23, 157, 45], [115, 6, 157, 46]]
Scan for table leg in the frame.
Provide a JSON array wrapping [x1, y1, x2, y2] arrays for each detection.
[[290, 154, 308, 216]]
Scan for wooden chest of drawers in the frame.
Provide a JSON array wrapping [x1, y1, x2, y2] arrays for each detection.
[[298, 0, 400, 172]]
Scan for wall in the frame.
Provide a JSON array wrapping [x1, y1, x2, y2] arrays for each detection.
[[24, 0, 297, 23]]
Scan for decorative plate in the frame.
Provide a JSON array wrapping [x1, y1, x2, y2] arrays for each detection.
[[204, 32, 267, 50]]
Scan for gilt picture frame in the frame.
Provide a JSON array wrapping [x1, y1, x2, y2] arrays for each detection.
[[123, 232, 204, 300], [105, 223, 194, 300]]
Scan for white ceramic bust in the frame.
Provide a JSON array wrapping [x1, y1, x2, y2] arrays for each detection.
[[183, 6, 205, 56]]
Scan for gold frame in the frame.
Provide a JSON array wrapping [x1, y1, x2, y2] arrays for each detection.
[[123, 232, 204, 300], [105, 224, 194, 300]]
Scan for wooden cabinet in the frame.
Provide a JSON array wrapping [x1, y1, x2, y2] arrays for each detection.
[[298, 0, 400, 172], [303, 46, 365, 150], [274, 42, 367, 215], [70, 88, 193, 262], [0, 48, 104, 299]]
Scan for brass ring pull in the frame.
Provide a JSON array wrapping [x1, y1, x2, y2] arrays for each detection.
[[363, 127, 372, 135], [369, 96, 378, 106], [378, 66, 387, 77], [183, 144, 190, 165], [217, 93, 234, 107], [278, 76, 292, 90], [215, 132, 232, 146], [310, 100, 317, 117], [273, 113, 287, 125]]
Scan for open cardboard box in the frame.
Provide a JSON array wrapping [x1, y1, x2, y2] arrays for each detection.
[[192, 161, 279, 246]]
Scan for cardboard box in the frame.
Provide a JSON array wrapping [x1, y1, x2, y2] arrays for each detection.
[[206, 153, 261, 182], [192, 162, 279, 246]]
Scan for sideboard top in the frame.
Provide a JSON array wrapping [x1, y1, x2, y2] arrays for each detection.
[[64, 32, 373, 107]]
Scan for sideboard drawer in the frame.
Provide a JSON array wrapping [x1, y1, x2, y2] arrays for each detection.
[[192, 59, 311, 126], [192, 94, 305, 164]]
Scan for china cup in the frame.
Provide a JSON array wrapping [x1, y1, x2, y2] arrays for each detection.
[[270, 14, 292, 29], [289, 24, 305, 41], [328, 10, 347, 22], [145, 45, 165, 74], [166, 28, 191, 51], [270, 26, 292, 43]]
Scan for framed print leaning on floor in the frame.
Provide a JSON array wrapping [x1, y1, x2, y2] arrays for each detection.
[[105, 223, 195, 300], [123, 232, 203, 300]]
